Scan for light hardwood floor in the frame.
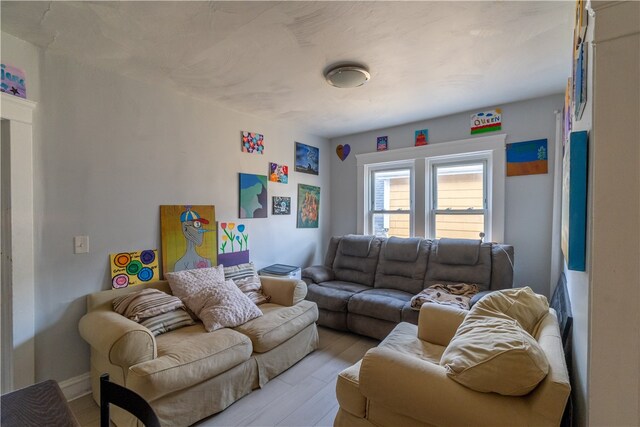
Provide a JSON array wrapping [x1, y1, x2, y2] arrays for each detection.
[[68, 326, 379, 427]]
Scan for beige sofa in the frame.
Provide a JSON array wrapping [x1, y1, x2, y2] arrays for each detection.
[[79, 276, 318, 427], [335, 303, 571, 427]]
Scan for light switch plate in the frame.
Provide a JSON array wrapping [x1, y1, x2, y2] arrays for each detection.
[[74, 235, 89, 254]]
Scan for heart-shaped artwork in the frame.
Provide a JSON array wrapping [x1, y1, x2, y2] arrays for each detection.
[[336, 144, 351, 161]]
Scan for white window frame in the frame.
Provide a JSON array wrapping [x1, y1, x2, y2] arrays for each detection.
[[427, 156, 489, 240], [356, 133, 506, 242], [364, 161, 415, 237]]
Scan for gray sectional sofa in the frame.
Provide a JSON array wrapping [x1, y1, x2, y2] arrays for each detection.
[[302, 235, 514, 340]]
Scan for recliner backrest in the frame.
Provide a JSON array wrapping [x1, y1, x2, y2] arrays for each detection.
[[332, 235, 382, 287], [374, 237, 431, 294]]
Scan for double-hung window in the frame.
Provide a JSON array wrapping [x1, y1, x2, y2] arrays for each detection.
[[368, 166, 413, 238], [430, 161, 487, 239]]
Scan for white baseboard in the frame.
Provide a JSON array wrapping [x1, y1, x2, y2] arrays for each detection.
[[59, 372, 91, 401]]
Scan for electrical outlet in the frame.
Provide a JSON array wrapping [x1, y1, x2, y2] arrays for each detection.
[[74, 235, 89, 254]]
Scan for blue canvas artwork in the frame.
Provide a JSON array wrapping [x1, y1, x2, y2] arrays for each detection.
[[295, 142, 319, 175], [239, 173, 268, 218], [561, 131, 588, 271]]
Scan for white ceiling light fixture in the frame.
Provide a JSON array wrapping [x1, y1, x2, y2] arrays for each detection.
[[324, 64, 371, 88]]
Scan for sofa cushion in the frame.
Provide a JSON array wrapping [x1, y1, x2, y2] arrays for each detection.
[[401, 302, 419, 325], [128, 325, 252, 401], [234, 300, 318, 353], [333, 237, 382, 287], [112, 288, 186, 322], [306, 281, 370, 312], [440, 315, 549, 396], [348, 289, 412, 323], [224, 262, 270, 305], [374, 238, 431, 294], [436, 238, 481, 265], [139, 309, 195, 336], [379, 321, 445, 364], [424, 241, 492, 290], [165, 265, 226, 300], [471, 287, 549, 335]]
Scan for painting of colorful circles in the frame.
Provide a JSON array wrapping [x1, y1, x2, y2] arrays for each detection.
[[109, 249, 159, 288], [241, 131, 265, 154]]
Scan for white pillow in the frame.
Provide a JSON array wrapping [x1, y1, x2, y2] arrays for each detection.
[[182, 279, 262, 332], [165, 265, 225, 300]]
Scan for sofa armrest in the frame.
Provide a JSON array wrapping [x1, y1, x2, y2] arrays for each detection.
[[417, 303, 467, 346], [260, 276, 307, 306], [301, 265, 334, 284], [359, 347, 531, 426], [78, 309, 156, 369]]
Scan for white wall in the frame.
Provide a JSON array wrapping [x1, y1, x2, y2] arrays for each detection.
[[330, 94, 563, 296], [4, 34, 330, 383]]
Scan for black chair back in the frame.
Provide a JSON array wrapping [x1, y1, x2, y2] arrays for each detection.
[[100, 374, 160, 427]]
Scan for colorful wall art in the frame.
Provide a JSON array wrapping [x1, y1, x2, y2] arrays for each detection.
[[336, 144, 350, 161], [269, 162, 288, 183], [239, 173, 268, 218], [295, 142, 319, 175], [161, 205, 217, 275], [377, 136, 388, 151], [110, 249, 159, 288], [272, 196, 291, 215], [218, 221, 249, 267], [506, 139, 548, 177], [297, 184, 320, 228], [415, 129, 428, 146], [470, 109, 502, 134], [562, 131, 588, 271], [1, 63, 26, 98], [241, 131, 264, 154], [573, 42, 587, 121]]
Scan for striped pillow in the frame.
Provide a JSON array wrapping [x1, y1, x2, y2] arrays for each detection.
[[113, 288, 185, 322], [140, 309, 195, 336], [224, 262, 270, 305]]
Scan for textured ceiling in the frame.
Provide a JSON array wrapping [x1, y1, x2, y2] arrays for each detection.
[[1, 1, 574, 138]]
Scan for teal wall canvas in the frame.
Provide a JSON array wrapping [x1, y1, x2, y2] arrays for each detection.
[[239, 173, 268, 218]]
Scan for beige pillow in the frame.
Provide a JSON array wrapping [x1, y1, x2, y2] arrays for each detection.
[[223, 262, 270, 305], [182, 279, 262, 332], [112, 288, 185, 322], [165, 265, 225, 300], [471, 287, 549, 334], [440, 315, 549, 396]]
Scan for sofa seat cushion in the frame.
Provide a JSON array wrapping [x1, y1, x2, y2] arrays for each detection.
[[348, 289, 412, 323], [234, 301, 319, 353], [127, 324, 252, 401], [379, 321, 445, 364], [306, 281, 370, 312]]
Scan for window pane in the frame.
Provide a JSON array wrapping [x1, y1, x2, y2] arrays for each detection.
[[435, 164, 484, 209], [373, 169, 411, 211], [435, 214, 485, 239], [372, 213, 411, 238]]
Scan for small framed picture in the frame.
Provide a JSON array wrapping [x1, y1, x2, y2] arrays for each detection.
[[377, 136, 388, 151], [295, 142, 319, 175], [414, 129, 428, 146], [272, 196, 291, 215]]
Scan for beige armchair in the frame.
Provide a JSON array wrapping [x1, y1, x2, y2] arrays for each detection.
[[335, 303, 571, 427]]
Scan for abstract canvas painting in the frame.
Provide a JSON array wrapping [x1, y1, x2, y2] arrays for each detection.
[[561, 131, 588, 271], [110, 249, 159, 288], [272, 196, 291, 215], [241, 131, 264, 154], [239, 173, 268, 218], [161, 205, 217, 275], [218, 221, 250, 267], [269, 162, 288, 183], [471, 109, 502, 134], [297, 184, 320, 228], [295, 142, 319, 175], [506, 139, 548, 176], [414, 129, 428, 146], [377, 136, 388, 151]]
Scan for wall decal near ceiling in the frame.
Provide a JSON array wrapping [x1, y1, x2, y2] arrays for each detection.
[[161, 205, 217, 275], [297, 184, 320, 228], [415, 129, 428, 146], [470, 109, 502, 134], [239, 173, 268, 218], [295, 142, 319, 175], [241, 131, 264, 154], [272, 196, 291, 215], [377, 136, 388, 151], [1, 63, 26, 98], [269, 162, 288, 183], [110, 249, 159, 289], [336, 144, 350, 161], [506, 139, 548, 177], [561, 131, 588, 271], [218, 222, 249, 267]]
